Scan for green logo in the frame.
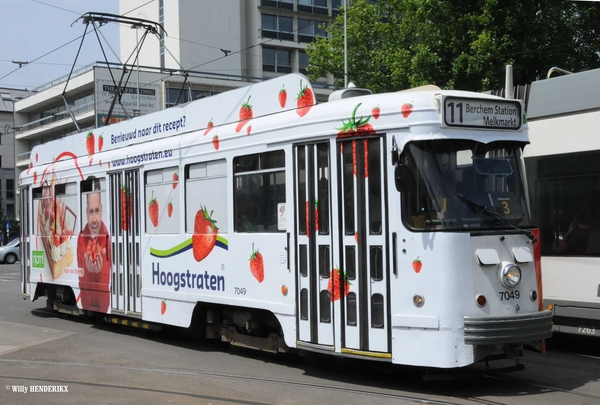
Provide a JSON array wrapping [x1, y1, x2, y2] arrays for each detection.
[[32, 250, 45, 269]]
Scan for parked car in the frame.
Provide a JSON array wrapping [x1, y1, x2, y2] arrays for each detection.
[[0, 238, 20, 264]]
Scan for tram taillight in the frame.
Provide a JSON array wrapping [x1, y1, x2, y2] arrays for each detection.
[[476, 294, 487, 307]]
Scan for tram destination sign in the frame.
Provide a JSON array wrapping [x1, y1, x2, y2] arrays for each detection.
[[441, 96, 522, 130]]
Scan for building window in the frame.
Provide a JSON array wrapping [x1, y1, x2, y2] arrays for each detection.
[[6, 179, 13, 200], [298, 0, 328, 15], [261, 14, 294, 41], [234, 151, 286, 233], [299, 51, 309, 75], [263, 48, 292, 73], [261, 0, 293, 10], [166, 87, 216, 108], [298, 19, 327, 43]]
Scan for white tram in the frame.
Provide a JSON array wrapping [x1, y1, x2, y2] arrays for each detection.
[[525, 68, 600, 337], [19, 73, 552, 369]]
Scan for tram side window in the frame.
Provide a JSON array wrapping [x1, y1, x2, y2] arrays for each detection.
[[234, 150, 285, 233], [532, 152, 600, 256], [145, 167, 180, 234], [185, 160, 227, 234], [56, 182, 78, 237], [32, 182, 79, 238]]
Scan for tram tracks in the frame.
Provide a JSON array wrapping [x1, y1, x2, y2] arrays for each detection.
[[0, 357, 512, 405]]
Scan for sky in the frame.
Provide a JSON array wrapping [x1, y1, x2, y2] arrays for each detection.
[[0, 0, 122, 90]]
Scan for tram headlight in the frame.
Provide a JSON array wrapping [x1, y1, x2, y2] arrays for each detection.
[[499, 263, 521, 288]]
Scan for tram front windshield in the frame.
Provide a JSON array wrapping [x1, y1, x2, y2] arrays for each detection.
[[400, 139, 533, 231]]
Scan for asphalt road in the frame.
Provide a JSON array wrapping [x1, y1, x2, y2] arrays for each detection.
[[2, 262, 600, 405]]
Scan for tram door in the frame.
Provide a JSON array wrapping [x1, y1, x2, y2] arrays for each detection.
[[109, 170, 142, 316], [295, 143, 334, 346], [294, 138, 390, 354], [20, 186, 31, 296], [338, 137, 389, 354]]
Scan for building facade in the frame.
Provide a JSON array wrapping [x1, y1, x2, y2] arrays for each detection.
[[119, 0, 339, 85]]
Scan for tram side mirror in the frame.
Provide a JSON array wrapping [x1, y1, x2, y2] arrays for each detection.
[[394, 164, 411, 193]]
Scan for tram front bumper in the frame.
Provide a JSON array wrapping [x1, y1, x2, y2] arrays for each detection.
[[464, 310, 553, 345]]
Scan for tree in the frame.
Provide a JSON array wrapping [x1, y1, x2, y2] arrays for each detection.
[[307, 0, 600, 93]]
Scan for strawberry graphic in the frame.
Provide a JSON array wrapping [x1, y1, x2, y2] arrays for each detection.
[[212, 135, 220, 150], [314, 199, 319, 233], [98, 134, 104, 151], [167, 200, 173, 217], [337, 103, 375, 137], [352, 140, 357, 176], [372, 105, 380, 119], [412, 257, 422, 273], [305, 200, 310, 236], [33, 172, 37, 184], [160, 300, 167, 315], [148, 190, 159, 227], [249, 243, 265, 283], [192, 206, 218, 262], [247, 125, 252, 136], [279, 84, 287, 108], [327, 268, 350, 302], [235, 96, 253, 132], [121, 185, 131, 231], [401, 101, 414, 118], [172, 171, 179, 189], [204, 118, 214, 136], [86, 131, 95, 155], [296, 80, 314, 117]]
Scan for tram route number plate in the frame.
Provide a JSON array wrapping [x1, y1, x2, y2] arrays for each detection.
[[441, 96, 522, 130]]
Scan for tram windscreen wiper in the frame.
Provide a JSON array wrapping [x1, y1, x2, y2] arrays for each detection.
[[454, 194, 537, 243]]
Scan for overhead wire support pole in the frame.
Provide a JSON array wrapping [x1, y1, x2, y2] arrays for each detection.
[[343, 0, 348, 88]]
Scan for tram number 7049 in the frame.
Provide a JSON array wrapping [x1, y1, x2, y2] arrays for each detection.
[[499, 290, 520, 301]]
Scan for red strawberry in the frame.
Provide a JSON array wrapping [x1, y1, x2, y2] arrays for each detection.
[[53, 234, 60, 247], [279, 84, 287, 108], [160, 300, 167, 315], [148, 191, 159, 227], [296, 80, 314, 117], [33, 172, 37, 184], [314, 199, 319, 233], [192, 206, 218, 262], [86, 131, 95, 155], [212, 135, 220, 150], [352, 140, 357, 176], [167, 200, 173, 217], [235, 96, 253, 132], [121, 185, 130, 231], [204, 118, 214, 136], [173, 171, 179, 189], [337, 103, 375, 137], [249, 243, 264, 283], [98, 134, 104, 151], [305, 200, 310, 236], [36, 153, 39, 162], [401, 102, 414, 118], [327, 268, 350, 302], [372, 105, 380, 119], [412, 257, 422, 273]]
